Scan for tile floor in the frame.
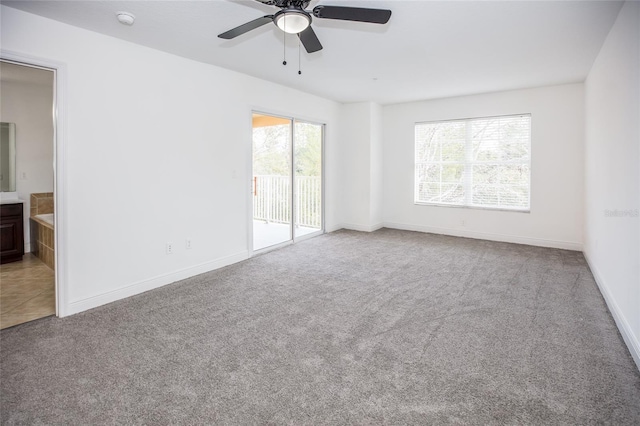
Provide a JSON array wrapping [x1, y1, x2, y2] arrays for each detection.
[[1, 254, 55, 329]]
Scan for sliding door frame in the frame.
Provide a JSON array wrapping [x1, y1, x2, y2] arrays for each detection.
[[292, 118, 325, 243], [248, 110, 325, 255]]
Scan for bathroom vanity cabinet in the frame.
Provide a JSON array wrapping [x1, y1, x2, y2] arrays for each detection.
[[0, 202, 24, 264]]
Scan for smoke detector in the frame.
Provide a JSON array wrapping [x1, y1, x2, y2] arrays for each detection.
[[116, 12, 135, 26]]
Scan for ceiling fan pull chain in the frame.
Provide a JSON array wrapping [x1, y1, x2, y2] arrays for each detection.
[[282, 15, 287, 65], [298, 39, 302, 75]]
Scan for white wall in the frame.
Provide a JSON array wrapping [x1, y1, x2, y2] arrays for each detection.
[[340, 103, 371, 229], [1, 6, 343, 314], [382, 84, 585, 250], [584, 0, 640, 369], [370, 103, 383, 227], [0, 72, 55, 252], [340, 102, 383, 231]]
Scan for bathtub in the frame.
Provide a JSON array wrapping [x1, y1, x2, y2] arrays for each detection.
[[30, 214, 55, 270], [34, 213, 54, 227]]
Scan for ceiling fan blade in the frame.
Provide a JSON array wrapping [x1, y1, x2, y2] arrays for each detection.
[[218, 15, 274, 39], [312, 6, 391, 24], [298, 26, 323, 53]]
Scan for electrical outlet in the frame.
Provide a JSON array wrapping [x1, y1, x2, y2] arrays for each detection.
[[166, 242, 173, 254], [186, 239, 192, 250], [461, 220, 466, 227]]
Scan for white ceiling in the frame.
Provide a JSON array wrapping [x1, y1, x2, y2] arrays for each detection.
[[2, 0, 623, 105]]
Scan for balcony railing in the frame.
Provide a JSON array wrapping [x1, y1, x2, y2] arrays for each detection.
[[253, 175, 321, 229]]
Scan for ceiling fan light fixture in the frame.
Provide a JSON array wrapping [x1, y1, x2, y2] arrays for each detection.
[[274, 9, 311, 34]]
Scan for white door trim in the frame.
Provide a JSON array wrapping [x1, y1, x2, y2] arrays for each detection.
[[1, 50, 69, 317]]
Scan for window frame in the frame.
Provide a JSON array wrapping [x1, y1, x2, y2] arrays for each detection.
[[414, 113, 532, 213]]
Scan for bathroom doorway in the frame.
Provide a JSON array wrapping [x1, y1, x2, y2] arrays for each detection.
[[0, 60, 56, 329]]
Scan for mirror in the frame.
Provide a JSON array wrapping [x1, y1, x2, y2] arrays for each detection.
[[0, 122, 16, 192]]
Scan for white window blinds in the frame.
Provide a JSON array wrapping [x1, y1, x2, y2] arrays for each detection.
[[415, 114, 531, 211]]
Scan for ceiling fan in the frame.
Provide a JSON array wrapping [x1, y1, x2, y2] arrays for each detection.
[[218, 0, 392, 53]]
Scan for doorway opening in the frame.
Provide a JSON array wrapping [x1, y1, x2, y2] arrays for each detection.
[[0, 60, 56, 329], [252, 112, 323, 251]]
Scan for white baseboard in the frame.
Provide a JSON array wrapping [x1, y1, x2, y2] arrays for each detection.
[[66, 250, 249, 316], [339, 222, 384, 233], [583, 252, 640, 372], [325, 223, 344, 233], [382, 222, 583, 251]]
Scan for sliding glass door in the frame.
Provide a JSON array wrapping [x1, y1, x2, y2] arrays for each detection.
[[252, 113, 323, 251], [293, 121, 323, 239]]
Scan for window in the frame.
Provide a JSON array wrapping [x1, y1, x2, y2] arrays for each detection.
[[415, 114, 531, 211]]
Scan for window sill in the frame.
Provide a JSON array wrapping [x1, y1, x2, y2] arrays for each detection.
[[414, 202, 530, 214]]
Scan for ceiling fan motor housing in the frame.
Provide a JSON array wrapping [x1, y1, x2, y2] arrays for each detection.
[[269, 0, 312, 8]]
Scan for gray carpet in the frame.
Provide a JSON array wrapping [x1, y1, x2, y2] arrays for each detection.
[[1, 229, 639, 424]]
